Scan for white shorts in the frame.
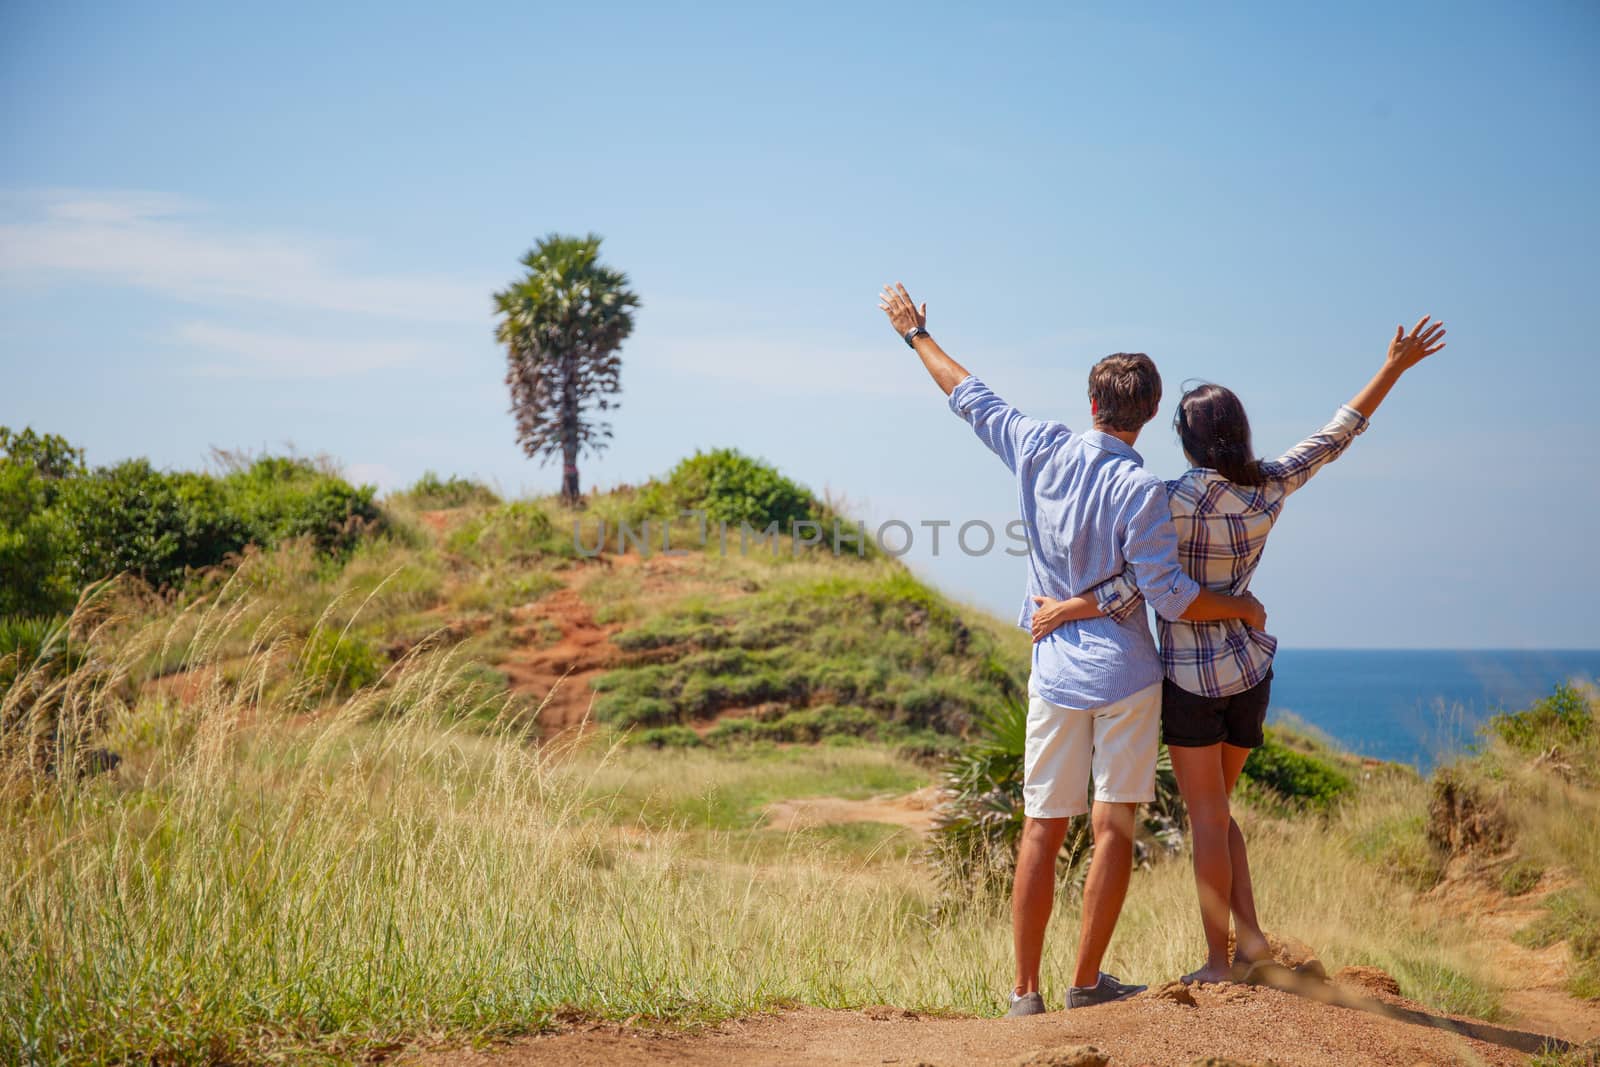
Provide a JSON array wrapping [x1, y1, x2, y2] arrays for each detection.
[[1023, 677, 1162, 819]]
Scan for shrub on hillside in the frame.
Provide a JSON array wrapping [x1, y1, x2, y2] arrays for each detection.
[[1241, 733, 1353, 811], [54, 461, 249, 592], [5, 428, 384, 608], [651, 448, 818, 529], [0, 462, 77, 617], [1, 428, 86, 617], [1490, 683, 1594, 752], [397, 471, 500, 510], [219, 457, 381, 557]]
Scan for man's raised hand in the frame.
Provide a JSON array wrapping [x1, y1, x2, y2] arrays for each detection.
[[1386, 316, 1447, 372], [878, 282, 927, 337]]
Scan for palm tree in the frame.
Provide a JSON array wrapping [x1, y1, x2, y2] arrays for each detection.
[[495, 234, 639, 505]]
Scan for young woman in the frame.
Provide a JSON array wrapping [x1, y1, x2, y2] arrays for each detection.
[[1033, 316, 1447, 984]]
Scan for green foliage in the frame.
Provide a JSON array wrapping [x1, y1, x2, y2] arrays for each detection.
[[5, 426, 384, 614], [496, 234, 638, 503], [398, 471, 500, 509], [647, 448, 819, 530], [218, 457, 381, 557], [0, 614, 82, 694], [1490, 683, 1594, 752], [0, 426, 84, 480], [53, 460, 244, 591], [0, 462, 77, 616], [691, 705, 947, 749], [631, 725, 704, 748], [1241, 731, 1354, 810], [594, 571, 1021, 736], [300, 628, 383, 700], [1, 427, 85, 615]]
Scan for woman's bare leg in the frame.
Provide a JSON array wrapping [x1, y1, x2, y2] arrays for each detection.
[[1221, 742, 1270, 963], [1169, 743, 1234, 982]]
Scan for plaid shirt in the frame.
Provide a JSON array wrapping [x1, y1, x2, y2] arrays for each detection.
[[1092, 404, 1370, 697]]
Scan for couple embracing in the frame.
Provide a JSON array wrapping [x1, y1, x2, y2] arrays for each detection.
[[878, 283, 1446, 1015]]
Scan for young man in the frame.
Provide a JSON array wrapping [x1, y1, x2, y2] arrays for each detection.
[[877, 283, 1266, 1015]]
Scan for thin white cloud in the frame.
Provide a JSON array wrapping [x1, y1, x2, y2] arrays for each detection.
[[0, 188, 486, 323], [175, 321, 425, 378]]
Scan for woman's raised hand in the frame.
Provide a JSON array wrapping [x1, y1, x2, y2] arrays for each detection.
[[1386, 316, 1448, 371]]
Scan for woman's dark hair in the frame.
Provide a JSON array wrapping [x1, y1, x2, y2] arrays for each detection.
[[1174, 383, 1266, 487]]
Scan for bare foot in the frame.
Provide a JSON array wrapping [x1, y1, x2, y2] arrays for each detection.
[[1233, 936, 1271, 966], [1181, 964, 1233, 985]]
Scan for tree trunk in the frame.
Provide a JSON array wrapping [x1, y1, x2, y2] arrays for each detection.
[[561, 446, 580, 505], [560, 368, 581, 506]]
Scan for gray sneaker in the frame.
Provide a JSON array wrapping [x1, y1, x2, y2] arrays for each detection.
[[1005, 991, 1047, 1017], [1066, 972, 1146, 1009]]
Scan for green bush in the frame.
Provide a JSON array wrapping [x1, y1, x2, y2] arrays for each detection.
[[0, 462, 76, 617], [8, 441, 381, 603], [397, 471, 500, 509], [219, 457, 381, 557], [1490, 683, 1594, 751], [1241, 732, 1353, 810], [656, 448, 818, 530], [0, 615, 83, 694], [54, 460, 249, 591], [0, 427, 83, 480]]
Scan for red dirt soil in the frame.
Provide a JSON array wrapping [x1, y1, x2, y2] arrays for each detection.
[[499, 580, 618, 731], [495, 553, 704, 733], [405, 975, 1568, 1067]]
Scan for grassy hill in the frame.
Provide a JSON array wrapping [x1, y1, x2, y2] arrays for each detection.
[[2, 444, 1597, 1064]]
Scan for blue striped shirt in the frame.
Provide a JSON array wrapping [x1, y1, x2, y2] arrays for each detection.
[[949, 375, 1201, 709]]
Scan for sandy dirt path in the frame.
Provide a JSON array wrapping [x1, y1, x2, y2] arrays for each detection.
[[406, 977, 1567, 1067]]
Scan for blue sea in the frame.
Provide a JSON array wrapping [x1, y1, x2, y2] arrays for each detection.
[[1267, 649, 1600, 771]]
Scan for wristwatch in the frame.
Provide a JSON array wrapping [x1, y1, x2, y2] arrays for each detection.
[[903, 326, 930, 348]]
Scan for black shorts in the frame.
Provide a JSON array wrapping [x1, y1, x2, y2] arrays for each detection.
[[1161, 669, 1274, 749]]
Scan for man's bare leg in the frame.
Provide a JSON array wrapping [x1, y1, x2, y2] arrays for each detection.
[[1071, 801, 1137, 988], [1012, 816, 1070, 995]]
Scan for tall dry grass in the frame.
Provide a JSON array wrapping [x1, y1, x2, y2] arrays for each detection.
[[0, 583, 1504, 1064]]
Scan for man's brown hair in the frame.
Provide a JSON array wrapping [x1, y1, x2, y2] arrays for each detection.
[[1087, 352, 1162, 432]]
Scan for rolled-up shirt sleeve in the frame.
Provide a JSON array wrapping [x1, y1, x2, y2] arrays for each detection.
[[1257, 404, 1370, 497], [1121, 482, 1200, 622], [1088, 570, 1145, 624], [948, 375, 1050, 474]]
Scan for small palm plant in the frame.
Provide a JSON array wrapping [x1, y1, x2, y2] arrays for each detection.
[[931, 696, 1186, 904]]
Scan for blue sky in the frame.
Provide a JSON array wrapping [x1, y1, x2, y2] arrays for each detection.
[[2, 2, 1596, 649]]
